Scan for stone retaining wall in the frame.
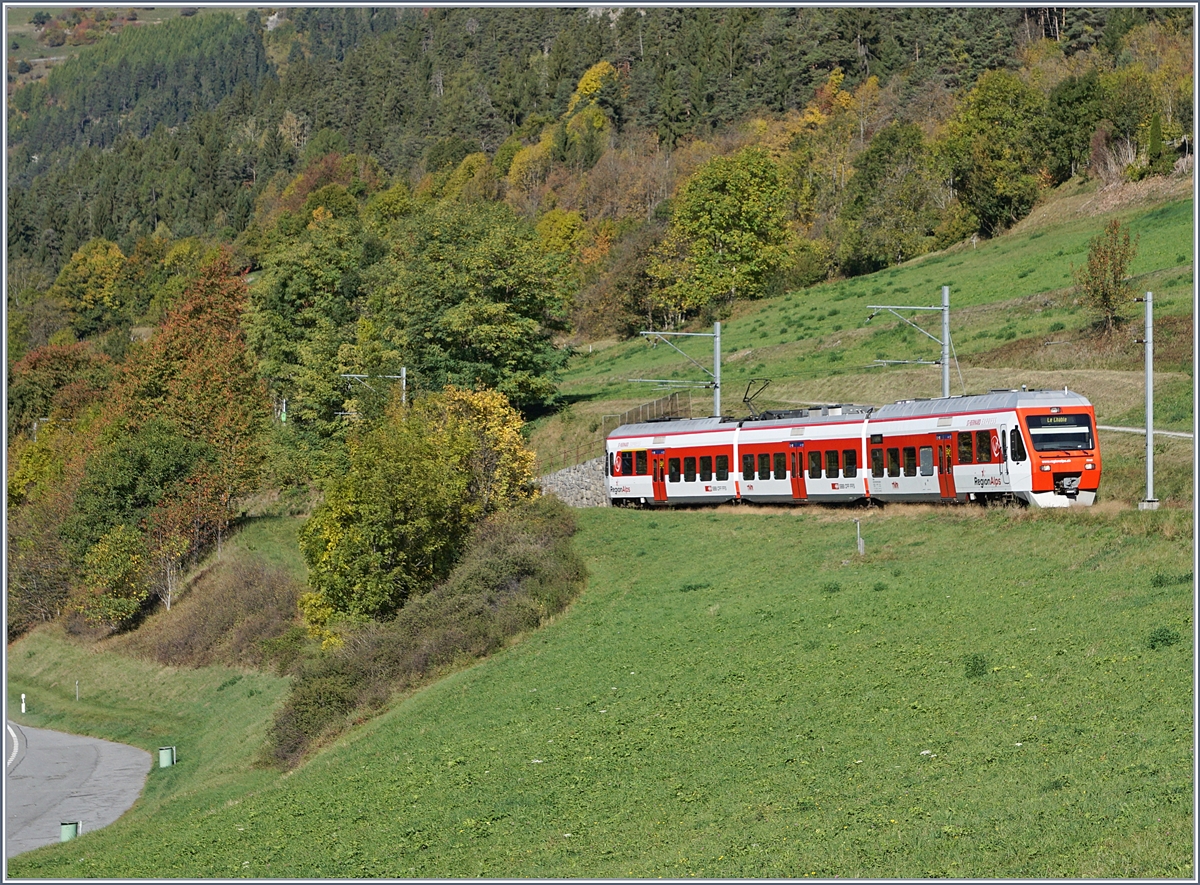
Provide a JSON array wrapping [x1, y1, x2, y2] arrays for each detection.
[[537, 456, 609, 507]]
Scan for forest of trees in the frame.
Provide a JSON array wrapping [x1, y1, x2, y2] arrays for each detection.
[[5, 6, 1194, 641]]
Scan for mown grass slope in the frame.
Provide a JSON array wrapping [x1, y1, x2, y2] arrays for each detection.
[[8, 504, 1192, 878]]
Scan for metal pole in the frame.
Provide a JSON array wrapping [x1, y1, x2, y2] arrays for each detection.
[[713, 322, 721, 417], [941, 286, 950, 399], [1139, 291, 1158, 510], [401, 366, 407, 406]]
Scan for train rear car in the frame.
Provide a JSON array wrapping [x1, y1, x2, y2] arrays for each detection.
[[606, 417, 739, 506]]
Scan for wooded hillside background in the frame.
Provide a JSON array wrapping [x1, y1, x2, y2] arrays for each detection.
[[5, 6, 1194, 640]]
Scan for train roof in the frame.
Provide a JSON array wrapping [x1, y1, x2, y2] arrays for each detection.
[[738, 404, 875, 430], [607, 416, 731, 438], [872, 388, 1091, 420]]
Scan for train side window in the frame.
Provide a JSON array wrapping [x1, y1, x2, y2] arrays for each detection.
[[871, 449, 884, 477], [1010, 428, 1027, 462], [773, 452, 787, 480], [742, 454, 755, 479], [683, 456, 696, 482], [887, 448, 901, 477], [957, 432, 974, 464], [716, 454, 729, 481], [808, 450, 822, 479], [825, 450, 839, 477], [620, 451, 634, 476], [843, 449, 858, 478], [976, 430, 992, 463], [699, 455, 712, 481], [668, 458, 681, 482], [758, 453, 771, 480], [919, 446, 934, 476], [635, 450, 647, 475], [902, 447, 917, 476]]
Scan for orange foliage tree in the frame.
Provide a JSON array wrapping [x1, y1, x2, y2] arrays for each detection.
[[113, 252, 270, 559]]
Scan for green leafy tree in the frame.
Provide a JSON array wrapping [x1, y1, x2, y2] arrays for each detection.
[[60, 418, 214, 562], [358, 201, 570, 412], [298, 386, 534, 622], [1072, 218, 1138, 334], [246, 215, 381, 437], [1046, 70, 1103, 182], [940, 70, 1048, 236], [838, 123, 940, 274], [649, 146, 789, 322]]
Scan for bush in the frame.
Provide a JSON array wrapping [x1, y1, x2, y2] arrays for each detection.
[[268, 496, 586, 767]]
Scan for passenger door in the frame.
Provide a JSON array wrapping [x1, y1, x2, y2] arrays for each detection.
[[789, 443, 807, 500], [998, 425, 1010, 483], [651, 451, 668, 502], [937, 436, 956, 500]]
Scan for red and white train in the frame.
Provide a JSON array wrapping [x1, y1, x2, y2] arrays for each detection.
[[605, 388, 1100, 508]]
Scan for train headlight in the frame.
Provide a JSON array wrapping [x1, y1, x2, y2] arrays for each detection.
[[1085, 462, 1095, 470], [1039, 464, 1052, 472]]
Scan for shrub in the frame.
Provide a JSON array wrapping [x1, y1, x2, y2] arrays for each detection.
[[268, 496, 586, 767]]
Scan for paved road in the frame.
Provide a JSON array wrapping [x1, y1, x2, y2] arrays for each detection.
[[5, 721, 151, 858]]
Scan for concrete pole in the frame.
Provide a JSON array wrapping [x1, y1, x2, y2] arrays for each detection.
[[941, 286, 950, 399], [713, 321, 721, 417], [1139, 291, 1158, 510]]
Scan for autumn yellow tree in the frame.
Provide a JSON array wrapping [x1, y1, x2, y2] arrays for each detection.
[[48, 238, 126, 338], [298, 386, 534, 624], [77, 524, 150, 629]]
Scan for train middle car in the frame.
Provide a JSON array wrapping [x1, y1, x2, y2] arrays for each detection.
[[605, 389, 1100, 508]]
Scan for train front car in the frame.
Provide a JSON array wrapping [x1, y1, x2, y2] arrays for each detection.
[[866, 388, 1100, 508], [1014, 390, 1101, 507], [605, 417, 739, 506]]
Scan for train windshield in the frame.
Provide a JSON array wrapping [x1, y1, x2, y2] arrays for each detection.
[[1024, 413, 1094, 452]]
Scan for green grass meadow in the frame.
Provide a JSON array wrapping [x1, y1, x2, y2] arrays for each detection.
[[8, 504, 1193, 878]]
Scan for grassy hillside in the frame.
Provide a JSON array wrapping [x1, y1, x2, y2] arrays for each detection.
[[5, 180, 1193, 878], [7, 504, 1192, 878], [530, 182, 1193, 480]]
